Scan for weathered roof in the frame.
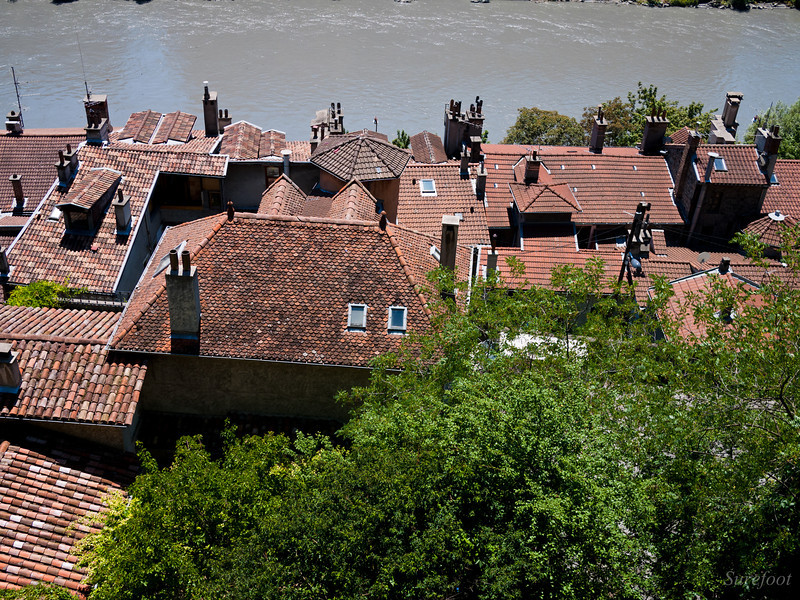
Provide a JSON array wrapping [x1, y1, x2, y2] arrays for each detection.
[[0, 129, 84, 213], [118, 110, 197, 145], [311, 131, 411, 182], [0, 430, 137, 596], [762, 160, 800, 218], [693, 144, 766, 186], [258, 174, 307, 216], [0, 306, 146, 426], [328, 179, 381, 222], [8, 144, 227, 293], [56, 168, 121, 211], [220, 121, 262, 160], [397, 162, 489, 246], [409, 131, 448, 164], [112, 213, 470, 367], [742, 210, 797, 248], [510, 182, 582, 214]]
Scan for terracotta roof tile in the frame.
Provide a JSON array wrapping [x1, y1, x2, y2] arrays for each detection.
[[108, 129, 219, 154], [311, 131, 410, 182], [409, 131, 448, 164], [693, 144, 766, 186], [762, 160, 800, 218], [112, 213, 469, 366], [0, 306, 146, 426], [742, 211, 798, 248], [259, 130, 287, 158], [0, 130, 84, 213], [301, 196, 335, 218], [328, 180, 381, 222], [397, 162, 489, 246], [258, 174, 307, 215], [8, 144, 227, 293], [151, 111, 197, 145], [118, 110, 162, 144], [0, 430, 137, 597], [668, 127, 691, 146], [285, 141, 312, 163], [510, 182, 581, 213], [56, 168, 121, 210], [220, 121, 262, 160]]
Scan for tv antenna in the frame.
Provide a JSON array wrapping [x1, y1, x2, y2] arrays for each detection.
[[77, 34, 91, 99], [10, 67, 24, 128]]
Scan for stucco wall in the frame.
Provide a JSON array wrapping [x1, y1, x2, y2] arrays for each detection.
[[139, 354, 370, 421]]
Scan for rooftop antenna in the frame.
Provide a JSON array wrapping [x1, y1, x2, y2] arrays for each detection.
[[10, 67, 24, 128], [77, 34, 91, 100]]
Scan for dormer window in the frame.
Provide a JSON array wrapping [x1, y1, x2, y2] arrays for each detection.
[[348, 303, 367, 330], [419, 179, 436, 196], [388, 306, 407, 333]]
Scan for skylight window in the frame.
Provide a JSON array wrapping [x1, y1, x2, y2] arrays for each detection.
[[388, 306, 407, 333], [419, 179, 436, 196], [713, 156, 728, 172], [347, 303, 368, 330], [48, 207, 62, 222]]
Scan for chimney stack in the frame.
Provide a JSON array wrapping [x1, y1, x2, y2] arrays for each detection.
[[281, 149, 292, 176], [439, 215, 460, 270], [5, 111, 22, 134], [756, 126, 781, 181], [218, 109, 232, 131], [476, 162, 487, 202], [524, 153, 541, 184], [674, 130, 702, 202], [469, 135, 482, 163], [640, 111, 670, 155], [460, 146, 470, 177], [84, 93, 111, 129], [721, 92, 743, 131], [55, 147, 79, 189], [704, 152, 719, 183], [202, 82, 220, 137], [589, 106, 608, 154], [9, 174, 25, 212], [0, 246, 10, 278], [165, 249, 201, 353], [719, 257, 730, 275], [112, 188, 131, 233], [0, 343, 22, 394]]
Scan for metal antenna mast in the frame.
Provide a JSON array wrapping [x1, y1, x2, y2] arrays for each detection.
[[10, 66, 24, 128], [77, 34, 90, 99]]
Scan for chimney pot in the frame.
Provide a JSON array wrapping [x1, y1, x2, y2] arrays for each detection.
[[705, 152, 719, 182], [281, 149, 292, 176], [112, 188, 131, 232], [181, 250, 191, 272], [719, 257, 730, 274], [202, 83, 220, 137], [379, 211, 387, 231], [169, 249, 179, 272], [9, 174, 24, 210], [227, 201, 235, 221], [524, 154, 541, 184], [165, 248, 201, 352]]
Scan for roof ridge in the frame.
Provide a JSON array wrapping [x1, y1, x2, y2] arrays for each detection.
[[233, 212, 378, 228], [383, 224, 433, 318], [0, 332, 107, 345]]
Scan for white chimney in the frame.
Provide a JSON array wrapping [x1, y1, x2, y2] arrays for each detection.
[[165, 249, 201, 353]]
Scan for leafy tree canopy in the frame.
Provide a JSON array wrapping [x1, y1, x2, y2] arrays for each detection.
[[77, 232, 800, 600], [581, 82, 716, 148], [744, 97, 800, 160], [502, 107, 586, 146], [6, 280, 80, 308], [392, 129, 410, 149]]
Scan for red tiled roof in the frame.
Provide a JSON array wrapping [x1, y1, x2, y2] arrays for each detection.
[[397, 162, 489, 246], [260, 130, 287, 158], [742, 211, 798, 248], [510, 182, 581, 213], [693, 144, 766, 186], [668, 127, 691, 146], [108, 129, 219, 154], [329, 179, 380, 222], [762, 160, 800, 218], [118, 110, 162, 144], [220, 121, 262, 160], [409, 131, 448, 164], [0, 431, 137, 596], [301, 196, 335, 218], [0, 130, 84, 213], [258, 174, 307, 215], [285, 140, 312, 163], [8, 144, 227, 293], [56, 168, 121, 210], [152, 111, 197, 144], [312, 131, 411, 182], [481, 144, 681, 228], [112, 213, 470, 367], [0, 306, 146, 426]]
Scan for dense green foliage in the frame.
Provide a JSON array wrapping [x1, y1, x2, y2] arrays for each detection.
[[77, 234, 800, 599], [745, 97, 800, 160], [502, 107, 586, 146], [392, 129, 410, 149], [0, 585, 74, 600], [6, 280, 80, 308], [581, 83, 716, 147]]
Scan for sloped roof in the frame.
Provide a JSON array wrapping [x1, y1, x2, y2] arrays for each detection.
[[328, 179, 381, 221], [0, 430, 137, 596], [118, 110, 197, 145], [742, 210, 797, 248], [311, 131, 411, 182], [0, 306, 146, 426], [668, 127, 692, 146], [220, 121, 262, 160], [112, 213, 470, 367], [0, 129, 84, 213], [510, 182, 582, 213], [481, 144, 681, 228], [8, 144, 227, 293], [693, 144, 766, 186], [409, 131, 448, 164], [762, 160, 800, 218], [397, 162, 489, 246], [56, 168, 121, 210], [258, 174, 307, 216]]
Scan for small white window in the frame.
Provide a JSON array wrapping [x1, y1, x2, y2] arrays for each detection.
[[419, 179, 436, 196], [348, 303, 367, 330], [713, 156, 727, 172], [48, 207, 62, 222], [455, 212, 463, 220], [388, 306, 407, 333]]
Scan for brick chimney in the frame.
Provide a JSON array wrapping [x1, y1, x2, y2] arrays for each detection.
[[9, 174, 25, 213], [112, 188, 131, 233], [5, 111, 22, 134], [55, 146, 79, 189], [0, 343, 22, 394], [460, 146, 470, 177], [589, 106, 608, 154], [756, 126, 782, 181], [524, 153, 541, 184], [640, 111, 669, 155], [218, 109, 232, 131], [721, 92, 743, 131], [0, 247, 10, 279], [718, 256, 730, 275], [84, 94, 111, 129], [440, 214, 460, 270], [469, 135, 482, 163], [673, 130, 702, 202], [476, 162, 488, 202], [202, 82, 220, 137], [165, 249, 201, 353]]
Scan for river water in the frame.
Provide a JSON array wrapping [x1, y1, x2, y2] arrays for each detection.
[[1, 0, 799, 142]]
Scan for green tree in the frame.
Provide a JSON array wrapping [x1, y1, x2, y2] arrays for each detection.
[[502, 107, 586, 146], [581, 83, 716, 148], [744, 97, 800, 159], [0, 585, 74, 600], [392, 129, 410, 149], [6, 280, 81, 308]]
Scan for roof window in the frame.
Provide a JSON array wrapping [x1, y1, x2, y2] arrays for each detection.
[[388, 306, 407, 333], [348, 303, 368, 330], [713, 156, 728, 172], [419, 179, 437, 196], [48, 207, 62, 222], [632, 165, 638, 171]]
